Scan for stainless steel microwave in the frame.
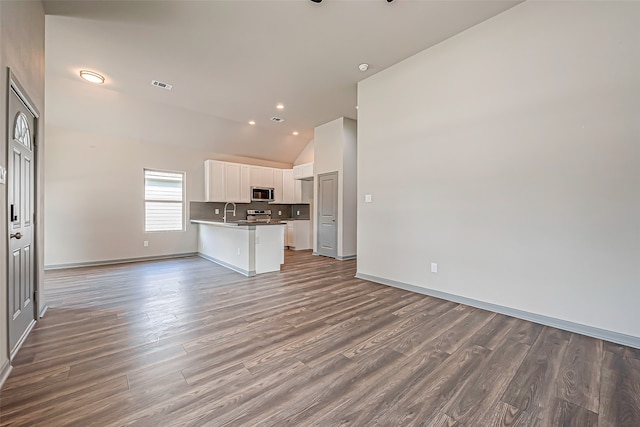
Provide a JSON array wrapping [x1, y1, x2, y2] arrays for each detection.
[[251, 187, 275, 202]]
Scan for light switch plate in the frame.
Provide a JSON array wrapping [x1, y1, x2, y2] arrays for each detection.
[[0, 166, 6, 185], [365, 194, 372, 203]]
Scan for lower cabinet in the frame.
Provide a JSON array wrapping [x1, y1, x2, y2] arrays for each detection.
[[284, 220, 311, 250], [285, 222, 294, 247]]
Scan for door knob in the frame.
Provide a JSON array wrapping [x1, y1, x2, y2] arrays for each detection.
[[10, 232, 22, 239]]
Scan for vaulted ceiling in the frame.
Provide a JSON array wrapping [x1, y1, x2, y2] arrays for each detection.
[[44, 0, 520, 164]]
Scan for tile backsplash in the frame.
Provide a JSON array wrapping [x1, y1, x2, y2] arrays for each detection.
[[190, 201, 310, 222]]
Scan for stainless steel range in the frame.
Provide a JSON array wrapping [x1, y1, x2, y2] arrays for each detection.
[[246, 209, 272, 223]]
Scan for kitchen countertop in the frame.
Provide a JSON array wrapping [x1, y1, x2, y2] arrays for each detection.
[[191, 219, 285, 228]]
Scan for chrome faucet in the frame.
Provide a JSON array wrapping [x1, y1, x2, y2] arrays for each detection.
[[223, 202, 236, 223]]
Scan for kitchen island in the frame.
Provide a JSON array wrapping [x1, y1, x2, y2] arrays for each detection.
[[192, 220, 285, 276]]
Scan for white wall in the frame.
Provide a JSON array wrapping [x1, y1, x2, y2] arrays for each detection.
[[0, 0, 45, 373], [44, 124, 291, 267], [342, 119, 357, 257], [294, 139, 314, 165], [314, 117, 357, 258], [357, 1, 640, 341]]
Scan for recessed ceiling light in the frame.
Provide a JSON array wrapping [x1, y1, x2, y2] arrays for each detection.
[[249, 120, 256, 125], [276, 104, 284, 110], [292, 131, 299, 135], [79, 70, 105, 84], [358, 63, 369, 72]]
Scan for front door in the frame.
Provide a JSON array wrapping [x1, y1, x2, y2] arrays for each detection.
[[317, 172, 338, 258], [7, 81, 37, 358]]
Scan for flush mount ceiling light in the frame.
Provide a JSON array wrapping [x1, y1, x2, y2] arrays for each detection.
[[248, 120, 256, 125], [79, 70, 105, 84], [358, 63, 369, 72], [292, 131, 299, 135], [276, 104, 285, 110]]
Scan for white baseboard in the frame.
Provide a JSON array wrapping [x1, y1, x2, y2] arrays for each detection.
[[356, 272, 640, 350], [311, 252, 356, 261], [0, 359, 12, 390], [44, 252, 198, 270], [9, 319, 36, 361], [198, 253, 255, 277]]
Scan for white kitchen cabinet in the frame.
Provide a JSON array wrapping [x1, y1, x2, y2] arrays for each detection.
[[206, 160, 307, 203], [240, 165, 251, 203], [292, 164, 303, 180], [262, 168, 275, 188], [282, 169, 302, 204], [204, 160, 225, 202], [294, 179, 302, 203], [285, 220, 311, 250], [224, 163, 241, 202], [293, 220, 311, 250], [205, 160, 251, 202], [282, 169, 295, 203], [293, 162, 314, 180], [284, 221, 294, 248], [302, 162, 314, 179], [249, 166, 262, 188], [272, 169, 283, 203], [250, 166, 276, 188]]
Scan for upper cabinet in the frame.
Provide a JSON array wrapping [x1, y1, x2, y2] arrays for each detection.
[[240, 165, 251, 202], [204, 160, 250, 203], [272, 169, 283, 204], [204, 160, 225, 202], [204, 160, 311, 204], [281, 169, 301, 204], [249, 166, 276, 188], [293, 162, 314, 180]]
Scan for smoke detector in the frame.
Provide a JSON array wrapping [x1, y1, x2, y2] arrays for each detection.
[[151, 80, 173, 90], [271, 117, 285, 123]]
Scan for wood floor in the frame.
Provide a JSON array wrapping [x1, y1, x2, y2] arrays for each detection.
[[1, 251, 639, 426]]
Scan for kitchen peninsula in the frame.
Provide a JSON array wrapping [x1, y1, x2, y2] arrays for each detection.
[[192, 220, 285, 277], [192, 158, 313, 276]]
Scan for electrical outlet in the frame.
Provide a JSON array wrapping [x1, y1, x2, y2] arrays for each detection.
[[297, 210, 300, 215], [431, 263, 437, 273], [144, 241, 149, 247], [278, 210, 282, 216], [215, 208, 219, 215]]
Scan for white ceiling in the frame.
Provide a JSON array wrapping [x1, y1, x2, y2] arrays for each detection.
[[43, 0, 520, 164]]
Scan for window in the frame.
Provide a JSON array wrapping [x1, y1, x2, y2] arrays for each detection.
[[144, 169, 185, 232], [14, 112, 31, 150]]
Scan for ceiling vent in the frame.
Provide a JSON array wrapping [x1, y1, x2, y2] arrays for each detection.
[[271, 117, 285, 123], [151, 80, 173, 91]]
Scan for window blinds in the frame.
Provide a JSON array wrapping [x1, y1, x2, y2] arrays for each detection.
[[144, 170, 184, 232]]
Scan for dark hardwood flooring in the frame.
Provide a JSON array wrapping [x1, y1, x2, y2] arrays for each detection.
[[1, 251, 639, 426]]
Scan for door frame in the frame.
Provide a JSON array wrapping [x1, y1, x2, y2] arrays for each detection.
[[316, 171, 338, 259], [6, 68, 41, 361]]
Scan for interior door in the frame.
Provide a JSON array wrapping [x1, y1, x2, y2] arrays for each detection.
[[317, 172, 338, 258], [7, 83, 37, 357]]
